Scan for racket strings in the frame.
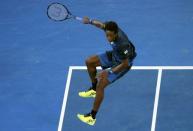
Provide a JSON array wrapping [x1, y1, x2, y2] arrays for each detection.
[[47, 3, 69, 21]]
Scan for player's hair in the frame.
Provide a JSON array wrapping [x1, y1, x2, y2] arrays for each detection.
[[104, 21, 118, 34]]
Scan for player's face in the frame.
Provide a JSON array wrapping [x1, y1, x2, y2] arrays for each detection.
[[105, 30, 117, 42]]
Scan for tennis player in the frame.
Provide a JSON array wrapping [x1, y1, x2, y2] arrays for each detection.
[[77, 16, 137, 126]]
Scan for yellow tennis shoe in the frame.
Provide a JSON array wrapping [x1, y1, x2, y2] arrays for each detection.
[[77, 113, 96, 126], [78, 88, 96, 98]]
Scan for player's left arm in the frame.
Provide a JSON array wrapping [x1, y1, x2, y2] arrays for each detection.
[[111, 44, 132, 73], [97, 59, 129, 80], [111, 59, 129, 73]]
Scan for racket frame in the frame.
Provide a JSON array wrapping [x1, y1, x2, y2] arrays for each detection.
[[47, 2, 78, 21]]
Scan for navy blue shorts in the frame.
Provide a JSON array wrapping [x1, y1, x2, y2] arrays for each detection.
[[97, 52, 134, 83]]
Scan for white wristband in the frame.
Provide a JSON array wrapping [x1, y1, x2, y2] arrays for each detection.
[[89, 19, 93, 24], [109, 70, 114, 74]]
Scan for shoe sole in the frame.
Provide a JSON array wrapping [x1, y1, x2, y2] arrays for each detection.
[[77, 114, 95, 126], [78, 93, 96, 98]]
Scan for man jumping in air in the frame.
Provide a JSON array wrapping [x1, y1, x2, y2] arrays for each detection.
[[77, 16, 137, 126]]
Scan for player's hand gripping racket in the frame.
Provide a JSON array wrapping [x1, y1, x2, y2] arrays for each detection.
[[47, 2, 83, 22]]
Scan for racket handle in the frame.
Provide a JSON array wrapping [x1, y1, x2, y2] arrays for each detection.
[[75, 16, 83, 21]]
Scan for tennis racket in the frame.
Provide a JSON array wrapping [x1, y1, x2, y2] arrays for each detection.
[[47, 2, 83, 22]]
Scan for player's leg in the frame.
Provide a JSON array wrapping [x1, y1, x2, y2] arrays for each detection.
[[85, 55, 101, 90], [88, 64, 132, 118], [77, 52, 113, 125], [79, 52, 113, 98], [78, 55, 101, 98], [77, 56, 136, 125], [89, 66, 132, 119], [77, 72, 110, 126], [92, 72, 110, 114]]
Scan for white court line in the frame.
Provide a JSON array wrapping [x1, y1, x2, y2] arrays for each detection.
[[58, 67, 73, 131], [151, 69, 162, 131], [70, 66, 193, 70], [58, 66, 193, 131]]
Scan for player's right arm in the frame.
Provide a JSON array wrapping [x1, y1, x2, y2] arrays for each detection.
[[83, 16, 105, 30]]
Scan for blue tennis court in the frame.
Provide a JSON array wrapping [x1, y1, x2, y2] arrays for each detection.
[[59, 66, 193, 131], [0, 0, 193, 131]]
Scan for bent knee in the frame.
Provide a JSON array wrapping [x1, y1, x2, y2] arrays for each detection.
[[97, 76, 109, 85], [85, 56, 100, 66], [85, 57, 92, 66]]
